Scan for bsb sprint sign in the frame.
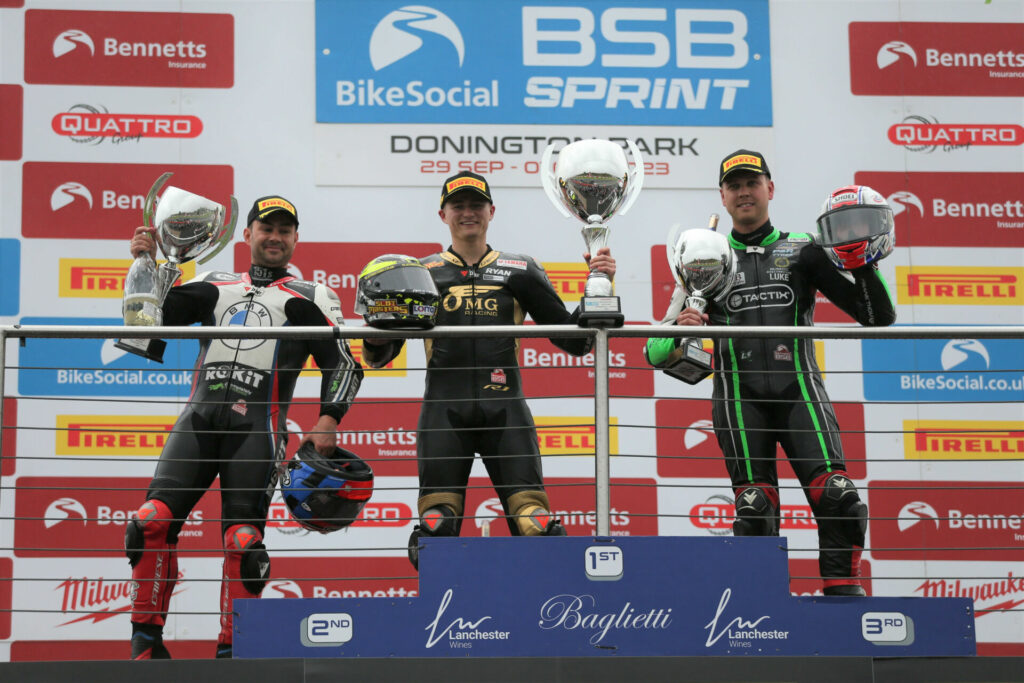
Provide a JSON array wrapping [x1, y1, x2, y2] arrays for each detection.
[[315, 0, 772, 125]]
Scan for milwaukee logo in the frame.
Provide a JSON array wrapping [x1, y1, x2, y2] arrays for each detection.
[[905, 421, 1024, 460], [541, 262, 589, 302], [303, 338, 407, 378], [535, 417, 619, 455], [915, 574, 1024, 618], [57, 415, 175, 455], [59, 258, 195, 297], [898, 267, 1022, 305]]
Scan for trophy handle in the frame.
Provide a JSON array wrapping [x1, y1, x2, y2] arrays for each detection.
[[618, 139, 645, 216], [198, 195, 239, 265], [143, 172, 174, 229], [540, 144, 573, 219]]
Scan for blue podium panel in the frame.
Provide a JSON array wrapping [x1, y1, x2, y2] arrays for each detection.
[[234, 536, 975, 658]]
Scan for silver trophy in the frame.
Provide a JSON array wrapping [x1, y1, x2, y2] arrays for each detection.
[[541, 138, 644, 327], [660, 215, 737, 384], [115, 172, 238, 362]]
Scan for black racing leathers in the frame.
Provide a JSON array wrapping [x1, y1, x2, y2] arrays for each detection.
[[147, 264, 363, 532], [646, 221, 895, 587], [365, 247, 591, 534]]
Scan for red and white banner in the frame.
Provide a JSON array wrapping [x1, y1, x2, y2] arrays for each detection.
[[21, 162, 233, 239], [267, 557, 418, 599], [868, 480, 1024, 561], [850, 22, 1024, 96], [24, 9, 234, 88], [0, 84, 21, 160]]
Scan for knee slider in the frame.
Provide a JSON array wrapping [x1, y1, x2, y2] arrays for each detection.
[[125, 500, 172, 568], [508, 491, 562, 537], [733, 486, 779, 537], [225, 525, 269, 595], [407, 505, 458, 570]]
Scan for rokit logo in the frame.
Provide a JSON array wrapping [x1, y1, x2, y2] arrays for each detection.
[[888, 114, 1024, 152], [854, 171, 1024, 248], [14, 476, 220, 557], [25, 9, 233, 87], [869, 480, 1024, 561], [23, 162, 233, 239], [850, 22, 1024, 96], [53, 104, 202, 144]]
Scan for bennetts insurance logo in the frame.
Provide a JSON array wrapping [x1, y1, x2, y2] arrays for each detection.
[[24, 9, 233, 87]]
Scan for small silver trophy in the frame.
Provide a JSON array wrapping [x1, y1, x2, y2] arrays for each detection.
[[115, 172, 238, 362], [661, 214, 737, 384], [541, 138, 644, 327]]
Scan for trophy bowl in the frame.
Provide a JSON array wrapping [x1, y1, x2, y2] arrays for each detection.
[[554, 139, 631, 224], [670, 227, 737, 302], [153, 186, 229, 263]]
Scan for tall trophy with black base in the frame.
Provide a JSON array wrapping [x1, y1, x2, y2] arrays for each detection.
[[116, 172, 238, 362], [541, 138, 644, 328], [661, 215, 737, 384]]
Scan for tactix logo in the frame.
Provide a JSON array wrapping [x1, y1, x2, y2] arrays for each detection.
[[876, 41, 916, 69], [51, 182, 93, 210], [886, 191, 923, 217], [53, 29, 94, 58], [370, 6, 464, 70], [940, 339, 990, 371], [44, 497, 88, 528], [896, 501, 940, 532]]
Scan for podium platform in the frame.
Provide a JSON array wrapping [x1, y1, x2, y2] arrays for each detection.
[[233, 536, 975, 658]]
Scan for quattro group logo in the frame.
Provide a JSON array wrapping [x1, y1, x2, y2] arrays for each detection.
[[59, 258, 196, 298], [52, 104, 202, 144], [855, 171, 1024, 248], [14, 476, 219, 557], [868, 480, 1024, 561], [22, 162, 233, 239], [315, 0, 772, 125], [888, 115, 1023, 152], [896, 266, 1023, 306], [850, 22, 1024, 96], [24, 9, 233, 87], [17, 316, 197, 398], [903, 420, 1024, 461], [862, 336, 1024, 402]]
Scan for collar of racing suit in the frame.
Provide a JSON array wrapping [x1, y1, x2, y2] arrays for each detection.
[[729, 220, 780, 249], [248, 264, 292, 287]]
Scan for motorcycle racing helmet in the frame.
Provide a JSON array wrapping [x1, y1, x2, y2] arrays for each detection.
[[816, 185, 895, 270], [354, 254, 440, 329], [282, 442, 374, 533]]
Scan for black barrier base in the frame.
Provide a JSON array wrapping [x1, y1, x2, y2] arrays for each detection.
[[2, 656, 1023, 683]]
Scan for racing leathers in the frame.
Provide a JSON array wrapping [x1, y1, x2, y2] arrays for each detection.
[[645, 221, 895, 594], [364, 247, 590, 551], [126, 264, 362, 651]]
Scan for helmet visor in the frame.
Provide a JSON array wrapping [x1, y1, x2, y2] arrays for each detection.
[[817, 205, 894, 247]]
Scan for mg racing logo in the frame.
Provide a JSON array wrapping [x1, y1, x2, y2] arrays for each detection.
[[442, 284, 501, 315]]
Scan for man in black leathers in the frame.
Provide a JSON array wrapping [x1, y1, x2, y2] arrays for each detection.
[[646, 151, 896, 596], [364, 171, 616, 568], [124, 196, 362, 658]]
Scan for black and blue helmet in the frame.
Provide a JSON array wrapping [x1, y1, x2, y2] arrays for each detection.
[[282, 442, 374, 533]]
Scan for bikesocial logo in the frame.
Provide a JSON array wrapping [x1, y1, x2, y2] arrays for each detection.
[[369, 6, 463, 70]]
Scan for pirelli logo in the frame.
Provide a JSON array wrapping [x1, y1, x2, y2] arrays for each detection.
[[722, 154, 762, 172], [535, 416, 619, 455], [56, 415, 176, 455], [302, 339, 407, 378], [541, 262, 590, 303], [59, 258, 196, 298], [897, 266, 1023, 305], [904, 420, 1024, 460]]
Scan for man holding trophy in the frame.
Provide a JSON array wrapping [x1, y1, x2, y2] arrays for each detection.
[[646, 150, 896, 596], [122, 184, 363, 659], [362, 170, 617, 569]]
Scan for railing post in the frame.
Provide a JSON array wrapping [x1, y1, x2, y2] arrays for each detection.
[[0, 328, 6, 511], [593, 327, 611, 536]]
